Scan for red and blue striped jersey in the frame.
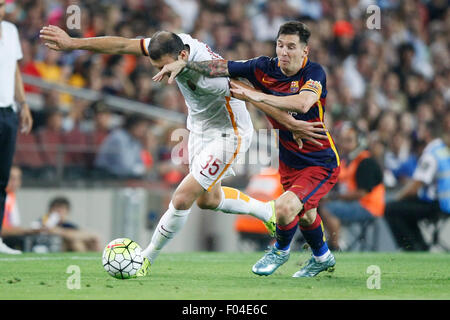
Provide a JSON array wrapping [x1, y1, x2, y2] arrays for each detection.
[[228, 56, 340, 170]]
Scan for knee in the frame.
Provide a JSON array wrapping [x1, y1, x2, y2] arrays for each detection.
[[197, 196, 219, 210], [171, 193, 193, 210], [299, 209, 317, 227], [276, 199, 302, 226]]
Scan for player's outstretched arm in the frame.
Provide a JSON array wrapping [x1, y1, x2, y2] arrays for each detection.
[[252, 99, 328, 148], [230, 81, 317, 114], [185, 60, 230, 77], [231, 80, 327, 148], [152, 59, 230, 83], [39, 25, 143, 55]]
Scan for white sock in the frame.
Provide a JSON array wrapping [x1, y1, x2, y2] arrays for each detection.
[[314, 249, 331, 262], [142, 202, 191, 264], [215, 187, 272, 222]]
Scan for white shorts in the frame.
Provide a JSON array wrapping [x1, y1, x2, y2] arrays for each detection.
[[189, 130, 253, 191]]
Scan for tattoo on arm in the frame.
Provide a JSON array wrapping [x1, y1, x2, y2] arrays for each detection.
[[185, 60, 230, 77]]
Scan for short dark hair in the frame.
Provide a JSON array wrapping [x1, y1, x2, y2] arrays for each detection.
[[427, 118, 445, 139], [148, 31, 185, 60], [49, 196, 71, 212], [123, 114, 147, 131], [277, 21, 311, 45]]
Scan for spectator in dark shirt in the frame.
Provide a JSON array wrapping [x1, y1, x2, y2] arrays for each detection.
[[320, 124, 385, 250], [95, 114, 150, 178]]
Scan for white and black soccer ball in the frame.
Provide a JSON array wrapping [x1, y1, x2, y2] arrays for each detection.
[[102, 238, 144, 279]]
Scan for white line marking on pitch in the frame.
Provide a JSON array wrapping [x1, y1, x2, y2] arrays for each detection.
[[0, 256, 99, 262]]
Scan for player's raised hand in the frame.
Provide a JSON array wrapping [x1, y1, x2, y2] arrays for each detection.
[[292, 120, 328, 140], [291, 120, 328, 148], [230, 81, 265, 102], [152, 57, 187, 84], [39, 25, 74, 51], [293, 132, 324, 149]]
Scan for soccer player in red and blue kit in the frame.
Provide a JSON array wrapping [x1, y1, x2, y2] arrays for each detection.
[[155, 21, 340, 278]]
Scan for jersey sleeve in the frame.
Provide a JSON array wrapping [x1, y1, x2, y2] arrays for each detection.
[[12, 24, 23, 61], [413, 153, 438, 185], [140, 38, 151, 56], [299, 64, 326, 98], [228, 57, 264, 79]]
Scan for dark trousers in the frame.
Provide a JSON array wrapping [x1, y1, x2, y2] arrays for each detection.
[[384, 196, 441, 251], [0, 107, 18, 233]]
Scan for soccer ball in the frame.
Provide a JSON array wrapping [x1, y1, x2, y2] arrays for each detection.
[[102, 238, 144, 279]]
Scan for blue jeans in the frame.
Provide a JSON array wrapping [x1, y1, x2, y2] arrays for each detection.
[[323, 200, 374, 223], [0, 106, 18, 232]]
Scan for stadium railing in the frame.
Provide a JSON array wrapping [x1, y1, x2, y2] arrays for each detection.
[[22, 75, 187, 124]]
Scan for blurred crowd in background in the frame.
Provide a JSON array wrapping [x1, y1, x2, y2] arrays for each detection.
[[4, 0, 449, 189]]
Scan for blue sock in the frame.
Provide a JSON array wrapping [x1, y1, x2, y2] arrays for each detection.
[[299, 214, 329, 257], [274, 215, 299, 251]]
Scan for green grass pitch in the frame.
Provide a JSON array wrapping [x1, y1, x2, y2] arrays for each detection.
[[0, 251, 449, 300]]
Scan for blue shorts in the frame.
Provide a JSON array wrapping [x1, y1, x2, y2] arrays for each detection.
[[323, 200, 373, 223]]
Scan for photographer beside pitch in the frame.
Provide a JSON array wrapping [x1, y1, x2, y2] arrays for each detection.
[[155, 21, 340, 277], [0, 0, 33, 254]]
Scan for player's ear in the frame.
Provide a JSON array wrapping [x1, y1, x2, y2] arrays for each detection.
[[303, 45, 309, 56], [179, 49, 189, 61]]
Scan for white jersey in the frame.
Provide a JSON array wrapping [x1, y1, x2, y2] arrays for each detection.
[[0, 21, 23, 107], [414, 138, 441, 201], [143, 34, 253, 137]]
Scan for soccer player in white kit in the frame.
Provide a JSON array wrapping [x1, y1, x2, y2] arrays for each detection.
[[40, 26, 327, 276]]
